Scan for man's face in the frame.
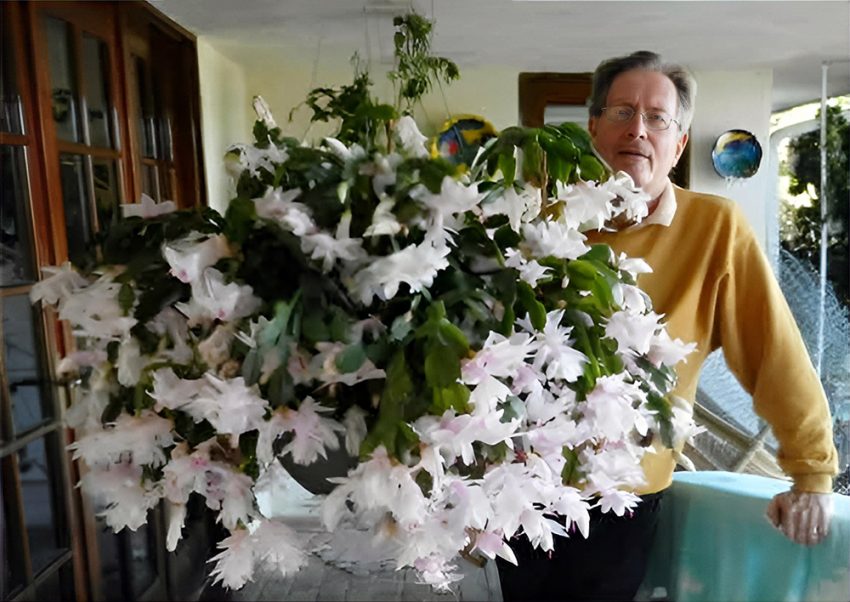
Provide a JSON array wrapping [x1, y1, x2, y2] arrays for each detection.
[[588, 69, 688, 200]]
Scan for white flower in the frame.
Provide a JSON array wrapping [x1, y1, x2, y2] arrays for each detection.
[[461, 331, 537, 385], [472, 530, 517, 564], [166, 501, 187, 551], [208, 520, 308, 591], [70, 410, 174, 468], [359, 152, 400, 196], [343, 406, 368, 456], [596, 489, 642, 517], [412, 176, 483, 227], [364, 195, 402, 237], [149, 368, 208, 414], [648, 330, 697, 368], [198, 324, 235, 370], [56, 349, 108, 375], [612, 283, 650, 313], [605, 309, 662, 356], [147, 308, 193, 364], [521, 220, 589, 261], [394, 115, 429, 158], [481, 184, 542, 232], [252, 95, 277, 129], [603, 171, 651, 224], [581, 445, 647, 493], [504, 248, 551, 288], [350, 239, 451, 304], [80, 461, 162, 531], [163, 232, 231, 283], [531, 310, 588, 383], [278, 397, 345, 465], [29, 263, 88, 307], [668, 395, 705, 449], [121, 193, 176, 218], [249, 519, 308, 578], [116, 336, 145, 387], [554, 180, 615, 231], [192, 374, 269, 438], [253, 187, 314, 235], [183, 268, 262, 323], [58, 276, 137, 340], [582, 374, 648, 441], [204, 466, 256, 529], [550, 487, 591, 539], [226, 143, 288, 178], [300, 211, 367, 272], [616, 252, 653, 281], [208, 528, 255, 590]]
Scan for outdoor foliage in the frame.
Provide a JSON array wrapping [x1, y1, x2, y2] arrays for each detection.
[[780, 102, 849, 305]]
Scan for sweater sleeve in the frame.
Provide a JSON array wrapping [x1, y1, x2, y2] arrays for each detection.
[[714, 206, 838, 493]]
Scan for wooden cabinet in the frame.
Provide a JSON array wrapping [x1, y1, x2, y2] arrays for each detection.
[[1, 2, 208, 600]]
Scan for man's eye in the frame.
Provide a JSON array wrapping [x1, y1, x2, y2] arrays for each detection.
[[646, 112, 667, 123], [615, 108, 632, 119]]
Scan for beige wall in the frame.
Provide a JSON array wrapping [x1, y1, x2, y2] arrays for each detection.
[[689, 70, 774, 249], [196, 42, 775, 248], [197, 38, 252, 214]]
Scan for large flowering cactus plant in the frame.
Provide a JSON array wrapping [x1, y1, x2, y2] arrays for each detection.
[[30, 14, 701, 592]]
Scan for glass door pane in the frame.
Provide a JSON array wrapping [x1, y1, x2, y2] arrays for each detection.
[[0, 146, 36, 286], [58, 153, 93, 265], [19, 433, 67, 574], [3, 294, 54, 434], [81, 35, 113, 149], [44, 18, 80, 144], [92, 159, 120, 230], [1, 11, 23, 135], [1, 458, 26, 599]]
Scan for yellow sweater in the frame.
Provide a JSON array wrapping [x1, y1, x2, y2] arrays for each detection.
[[585, 186, 838, 494]]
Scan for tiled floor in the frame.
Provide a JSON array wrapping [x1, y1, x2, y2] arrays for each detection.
[[196, 468, 503, 601], [198, 550, 502, 601]]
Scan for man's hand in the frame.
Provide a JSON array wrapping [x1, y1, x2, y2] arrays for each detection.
[[765, 490, 833, 546]]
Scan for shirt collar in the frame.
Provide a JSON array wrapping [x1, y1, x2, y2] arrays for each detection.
[[589, 144, 678, 230], [627, 178, 677, 230]]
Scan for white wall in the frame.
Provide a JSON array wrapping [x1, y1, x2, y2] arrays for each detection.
[[197, 38, 252, 214], [688, 70, 774, 249]]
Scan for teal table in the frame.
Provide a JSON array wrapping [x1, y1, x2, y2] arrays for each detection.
[[641, 471, 850, 602]]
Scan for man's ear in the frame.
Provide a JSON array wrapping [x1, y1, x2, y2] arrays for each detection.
[[674, 131, 689, 165], [588, 116, 598, 138]]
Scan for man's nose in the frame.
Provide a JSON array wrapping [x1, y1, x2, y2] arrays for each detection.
[[624, 113, 648, 139]]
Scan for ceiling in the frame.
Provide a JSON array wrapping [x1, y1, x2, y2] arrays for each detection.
[[152, 0, 850, 112]]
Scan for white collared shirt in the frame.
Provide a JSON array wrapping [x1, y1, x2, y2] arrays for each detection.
[[626, 178, 677, 230]]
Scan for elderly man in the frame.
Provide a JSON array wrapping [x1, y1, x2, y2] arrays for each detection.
[[496, 50, 838, 601]]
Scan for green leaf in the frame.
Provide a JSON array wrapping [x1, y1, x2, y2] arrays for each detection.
[[561, 447, 581, 485], [516, 281, 546, 331], [301, 312, 330, 344], [224, 196, 257, 243], [498, 153, 516, 183], [390, 314, 414, 342], [360, 350, 415, 458], [578, 154, 606, 182], [521, 136, 545, 187], [336, 344, 367, 374], [118, 282, 135, 314], [424, 342, 461, 389], [430, 382, 470, 415]]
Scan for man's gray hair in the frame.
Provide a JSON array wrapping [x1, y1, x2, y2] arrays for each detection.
[[589, 50, 697, 134]]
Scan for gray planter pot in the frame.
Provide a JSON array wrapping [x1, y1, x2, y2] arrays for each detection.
[[275, 433, 359, 495]]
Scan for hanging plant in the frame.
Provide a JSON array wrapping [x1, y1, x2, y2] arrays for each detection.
[[31, 11, 700, 592]]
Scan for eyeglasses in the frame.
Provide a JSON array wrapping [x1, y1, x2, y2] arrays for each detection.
[[601, 105, 680, 131]]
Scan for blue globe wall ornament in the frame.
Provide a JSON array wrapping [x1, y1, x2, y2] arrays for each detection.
[[711, 129, 763, 179]]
